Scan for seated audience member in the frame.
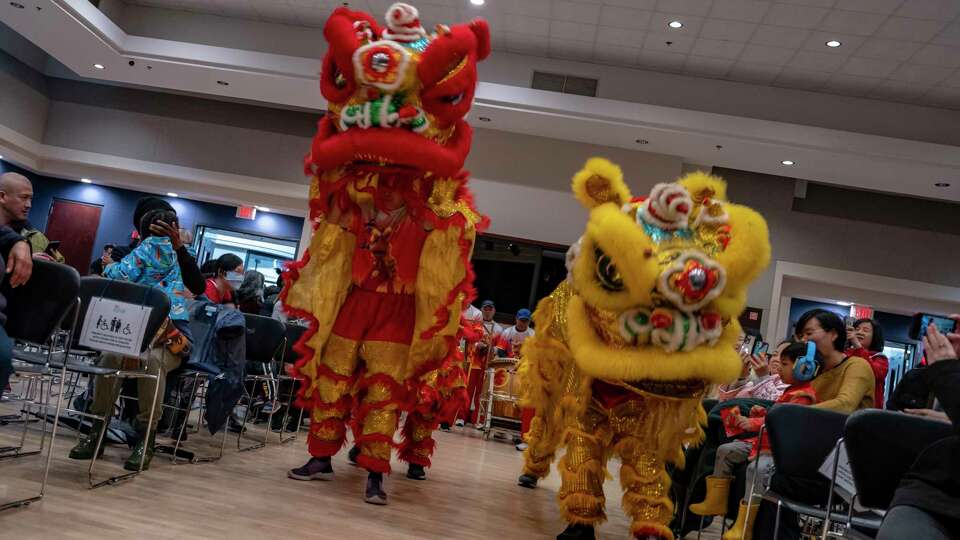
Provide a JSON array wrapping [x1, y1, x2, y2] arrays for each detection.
[[235, 270, 265, 315], [204, 254, 244, 305], [0, 225, 33, 401], [796, 309, 875, 413], [877, 320, 959, 540], [718, 339, 791, 402], [89, 244, 115, 276], [690, 342, 819, 540], [135, 197, 205, 298], [69, 208, 193, 471], [845, 317, 889, 408]]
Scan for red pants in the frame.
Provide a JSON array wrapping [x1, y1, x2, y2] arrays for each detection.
[[520, 407, 535, 436], [460, 367, 485, 424]]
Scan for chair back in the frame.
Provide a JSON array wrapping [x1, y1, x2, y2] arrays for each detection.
[[767, 404, 847, 479], [844, 409, 953, 510], [2, 259, 81, 344], [278, 323, 308, 364], [243, 313, 286, 364], [73, 277, 171, 354]]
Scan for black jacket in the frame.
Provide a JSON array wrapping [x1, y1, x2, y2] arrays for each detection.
[[0, 225, 26, 325], [890, 358, 960, 519]]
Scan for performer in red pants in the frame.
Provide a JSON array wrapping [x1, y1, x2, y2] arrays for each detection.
[[458, 300, 501, 426]]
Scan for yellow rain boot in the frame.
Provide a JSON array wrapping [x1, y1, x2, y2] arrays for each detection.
[[722, 501, 759, 540], [688, 475, 732, 516]]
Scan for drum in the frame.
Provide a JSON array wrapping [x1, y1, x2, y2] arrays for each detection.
[[486, 360, 521, 420]]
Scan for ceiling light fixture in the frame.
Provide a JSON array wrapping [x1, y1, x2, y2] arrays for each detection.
[[835, 301, 853, 307], [93, 63, 105, 70], [217, 80, 229, 86], [256, 206, 271, 212], [781, 160, 795, 166], [825, 40, 842, 48], [935, 182, 951, 188], [470, 0, 484, 5], [477, 116, 491, 122], [668, 20, 683, 29], [635, 139, 649, 144], [81, 178, 92, 184], [167, 192, 179, 198]]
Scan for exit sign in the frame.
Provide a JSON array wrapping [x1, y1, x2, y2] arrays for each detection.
[[236, 205, 257, 220]]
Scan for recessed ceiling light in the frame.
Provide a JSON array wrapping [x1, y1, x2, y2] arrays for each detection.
[[0, 155, 4, 160], [635, 139, 649, 144], [668, 20, 683, 29], [470, 0, 484, 5], [81, 178, 92, 184], [477, 116, 491, 122], [93, 63, 105, 70], [781, 160, 795, 166], [167, 192, 179, 198], [256, 206, 271, 212], [216, 80, 229, 86], [935, 182, 951, 188], [825, 40, 842, 48], [835, 301, 853, 306], [10, 2, 24, 8]]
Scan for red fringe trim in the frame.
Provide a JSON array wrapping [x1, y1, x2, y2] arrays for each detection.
[[307, 418, 347, 458], [397, 413, 438, 467], [356, 453, 392, 474]]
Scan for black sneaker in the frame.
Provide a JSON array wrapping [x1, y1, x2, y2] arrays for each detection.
[[364, 472, 387, 505], [557, 523, 595, 540], [347, 445, 360, 465], [406, 463, 426, 480], [439, 423, 451, 432], [518, 474, 538, 489], [287, 457, 334, 481]]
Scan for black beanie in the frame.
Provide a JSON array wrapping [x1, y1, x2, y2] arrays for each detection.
[[133, 196, 174, 233]]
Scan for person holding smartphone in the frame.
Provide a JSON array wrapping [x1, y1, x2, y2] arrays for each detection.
[[718, 336, 791, 403]]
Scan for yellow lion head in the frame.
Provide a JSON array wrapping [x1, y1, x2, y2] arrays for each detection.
[[563, 158, 770, 385]]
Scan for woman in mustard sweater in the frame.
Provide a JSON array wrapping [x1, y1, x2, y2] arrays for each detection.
[[795, 309, 875, 413]]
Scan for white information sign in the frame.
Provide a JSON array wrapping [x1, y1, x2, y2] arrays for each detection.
[[78, 298, 152, 357]]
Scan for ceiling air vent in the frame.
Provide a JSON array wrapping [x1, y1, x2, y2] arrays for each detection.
[[532, 71, 598, 97]]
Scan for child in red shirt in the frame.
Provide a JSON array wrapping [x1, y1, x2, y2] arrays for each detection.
[[690, 341, 819, 540]]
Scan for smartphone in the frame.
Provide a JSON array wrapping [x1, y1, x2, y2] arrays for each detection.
[[752, 341, 769, 357], [909, 313, 958, 341], [45, 240, 61, 254], [740, 335, 757, 355]]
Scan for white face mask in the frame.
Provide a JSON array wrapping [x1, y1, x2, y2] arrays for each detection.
[[225, 271, 244, 290]]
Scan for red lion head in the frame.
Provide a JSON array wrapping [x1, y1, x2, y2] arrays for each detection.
[[307, 3, 491, 178]]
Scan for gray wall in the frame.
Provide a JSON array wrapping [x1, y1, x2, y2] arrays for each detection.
[[720, 167, 960, 314], [0, 47, 48, 141]]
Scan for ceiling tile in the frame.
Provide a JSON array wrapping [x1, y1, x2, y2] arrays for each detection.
[[550, 20, 599, 42], [772, 69, 833, 90], [888, 63, 954, 84], [893, 0, 960, 20], [911, 44, 960, 68], [855, 37, 924, 61], [919, 85, 960, 109], [504, 32, 549, 56], [750, 24, 812, 48], [867, 80, 931, 101], [596, 26, 647, 48], [789, 50, 848, 70], [740, 43, 796, 64], [709, 0, 771, 23], [637, 50, 689, 72], [504, 0, 552, 18], [655, 0, 715, 17], [833, 0, 904, 14], [762, 3, 831, 29], [599, 6, 654, 30], [800, 32, 867, 54], [549, 39, 595, 61], [840, 56, 901, 77], [876, 17, 947, 42], [700, 18, 758, 41], [593, 44, 642, 66], [775, 0, 837, 7], [602, 0, 657, 8], [691, 38, 747, 58], [643, 31, 697, 53], [505, 15, 550, 36], [727, 62, 782, 84], [818, 9, 888, 36], [648, 11, 706, 34], [941, 69, 960, 87], [552, 0, 602, 24], [932, 21, 960, 47], [684, 55, 735, 76], [822, 74, 883, 96]]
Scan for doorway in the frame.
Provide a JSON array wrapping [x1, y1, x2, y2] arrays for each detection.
[[44, 199, 102, 275]]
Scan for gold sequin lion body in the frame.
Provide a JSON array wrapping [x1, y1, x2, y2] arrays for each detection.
[[519, 157, 770, 540]]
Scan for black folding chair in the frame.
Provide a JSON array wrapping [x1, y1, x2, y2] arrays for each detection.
[[274, 323, 308, 444], [758, 404, 848, 539], [821, 409, 955, 539], [236, 313, 285, 452], [0, 260, 80, 510], [58, 277, 170, 488]]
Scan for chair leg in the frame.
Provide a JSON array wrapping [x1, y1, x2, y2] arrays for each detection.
[[773, 500, 783, 539]]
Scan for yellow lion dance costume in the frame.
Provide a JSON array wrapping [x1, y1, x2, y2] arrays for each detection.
[[518, 158, 770, 540]]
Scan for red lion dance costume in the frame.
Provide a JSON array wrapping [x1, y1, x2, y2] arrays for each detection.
[[282, 3, 490, 504]]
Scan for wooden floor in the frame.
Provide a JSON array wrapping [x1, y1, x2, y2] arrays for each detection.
[[1, 398, 720, 539]]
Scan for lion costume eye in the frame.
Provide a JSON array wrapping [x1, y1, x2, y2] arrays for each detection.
[[594, 248, 624, 292]]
